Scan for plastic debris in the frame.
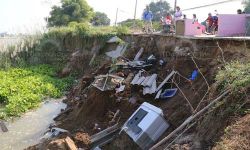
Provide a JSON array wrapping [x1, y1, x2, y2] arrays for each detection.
[[122, 102, 169, 149], [160, 88, 178, 99], [189, 70, 198, 81]]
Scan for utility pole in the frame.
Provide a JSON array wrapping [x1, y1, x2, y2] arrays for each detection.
[[174, 0, 177, 12], [133, 0, 138, 28], [115, 8, 118, 26]]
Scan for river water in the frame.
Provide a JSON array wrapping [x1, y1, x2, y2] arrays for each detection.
[[0, 99, 66, 150]]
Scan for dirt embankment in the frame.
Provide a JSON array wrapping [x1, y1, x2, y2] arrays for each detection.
[[29, 35, 250, 150]]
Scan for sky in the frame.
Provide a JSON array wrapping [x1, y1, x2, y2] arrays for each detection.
[[0, 0, 244, 34]]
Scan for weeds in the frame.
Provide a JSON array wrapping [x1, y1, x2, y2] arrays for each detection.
[[0, 64, 74, 118], [216, 61, 250, 92]]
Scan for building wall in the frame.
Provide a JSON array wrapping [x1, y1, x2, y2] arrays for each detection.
[[218, 14, 246, 36], [184, 19, 203, 36]]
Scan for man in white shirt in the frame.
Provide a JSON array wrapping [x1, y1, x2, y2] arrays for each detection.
[[174, 6, 182, 21]]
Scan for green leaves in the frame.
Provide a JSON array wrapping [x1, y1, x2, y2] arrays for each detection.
[[216, 61, 250, 92], [91, 11, 111, 26], [48, 0, 94, 27], [147, 0, 172, 22], [0, 65, 73, 118]]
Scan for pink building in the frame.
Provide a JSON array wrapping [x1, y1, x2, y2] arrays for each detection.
[[176, 14, 250, 37], [217, 14, 247, 36]]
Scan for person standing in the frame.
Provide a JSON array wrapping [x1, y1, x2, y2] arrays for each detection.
[[212, 12, 218, 34], [206, 13, 213, 33], [174, 6, 182, 21], [192, 14, 198, 24], [143, 6, 153, 34], [183, 14, 187, 19], [163, 13, 173, 33], [237, 9, 242, 14]]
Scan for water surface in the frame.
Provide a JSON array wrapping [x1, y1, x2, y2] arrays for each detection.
[[0, 99, 66, 150]]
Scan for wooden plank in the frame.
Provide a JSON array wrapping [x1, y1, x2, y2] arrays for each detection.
[[90, 123, 119, 143]]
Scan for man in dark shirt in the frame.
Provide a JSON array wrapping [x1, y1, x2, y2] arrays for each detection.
[[206, 13, 213, 33]]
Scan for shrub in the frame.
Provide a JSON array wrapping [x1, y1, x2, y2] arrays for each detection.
[[216, 61, 250, 92]]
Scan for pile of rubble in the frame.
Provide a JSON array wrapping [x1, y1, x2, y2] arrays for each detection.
[[30, 36, 204, 150]]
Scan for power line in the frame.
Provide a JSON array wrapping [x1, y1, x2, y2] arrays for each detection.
[[182, 0, 241, 11]]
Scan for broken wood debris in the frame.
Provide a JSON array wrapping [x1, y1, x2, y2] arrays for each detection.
[[109, 109, 120, 125], [92, 74, 124, 91], [149, 90, 230, 150], [65, 136, 78, 150], [90, 123, 120, 148]]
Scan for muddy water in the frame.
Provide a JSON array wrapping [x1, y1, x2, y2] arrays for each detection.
[[0, 99, 66, 150]]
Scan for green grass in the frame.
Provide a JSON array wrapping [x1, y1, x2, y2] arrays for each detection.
[[45, 23, 130, 41], [0, 64, 74, 118], [216, 61, 250, 92]]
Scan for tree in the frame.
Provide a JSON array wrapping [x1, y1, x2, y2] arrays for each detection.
[[144, 0, 171, 22], [91, 12, 111, 26], [244, 0, 250, 13], [47, 0, 94, 27], [119, 19, 144, 28]]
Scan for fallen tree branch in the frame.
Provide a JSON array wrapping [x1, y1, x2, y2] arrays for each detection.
[[149, 90, 230, 150], [191, 56, 210, 113], [216, 42, 226, 64]]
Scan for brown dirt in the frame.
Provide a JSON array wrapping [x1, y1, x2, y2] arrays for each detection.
[[35, 35, 250, 150], [213, 114, 250, 150], [74, 132, 91, 148]]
